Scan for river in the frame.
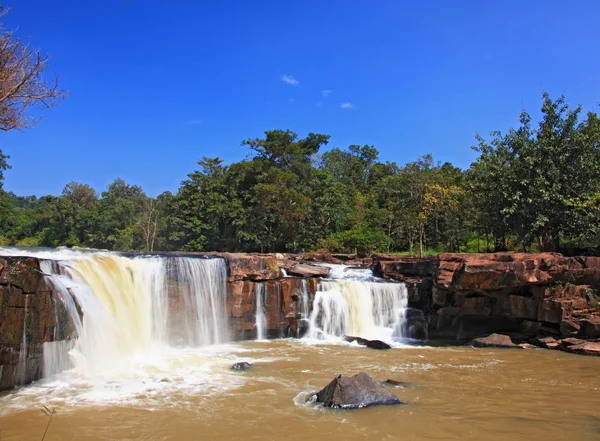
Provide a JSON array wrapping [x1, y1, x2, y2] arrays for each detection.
[[1, 339, 598, 441]]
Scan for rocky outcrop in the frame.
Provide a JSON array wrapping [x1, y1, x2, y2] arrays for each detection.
[[221, 253, 323, 340], [374, 252, 600, 355], [0, 257, 76, 391], [310, 372, 402, 409]]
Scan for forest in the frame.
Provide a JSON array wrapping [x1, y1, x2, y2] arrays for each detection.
[[1, 93, 599, 256]]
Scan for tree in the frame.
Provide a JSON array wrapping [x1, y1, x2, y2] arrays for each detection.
[[0, 8, 66, 132], [172, 157, 231, 251], [470, 93, 600, 251], [0, 148, 9, 188], [138, 196, 158, 252], [62, 181, 98, 209]]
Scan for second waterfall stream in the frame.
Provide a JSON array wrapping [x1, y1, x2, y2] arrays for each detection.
[[306, 264, 409, 344]]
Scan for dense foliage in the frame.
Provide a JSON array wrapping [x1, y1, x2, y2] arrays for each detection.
[[1, 94, 599, 255]]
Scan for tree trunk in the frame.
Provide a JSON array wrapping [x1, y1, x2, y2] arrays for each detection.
[[419, 223, 424, 257]]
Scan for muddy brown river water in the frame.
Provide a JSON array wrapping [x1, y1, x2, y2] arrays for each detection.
[[0, 340, 599, 441]]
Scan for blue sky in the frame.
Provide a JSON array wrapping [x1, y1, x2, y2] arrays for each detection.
[[2, 0, 600, 197]]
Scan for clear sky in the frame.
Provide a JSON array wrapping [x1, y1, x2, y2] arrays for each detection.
[[2, 0, 600, 197]]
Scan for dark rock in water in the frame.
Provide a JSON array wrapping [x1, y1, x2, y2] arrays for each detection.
[[471, 333, 517, 348], [383, 379, 411, 388], [310, 372, 402, 409], [343, 335, 392, 350], [231, 361, 253, 371]]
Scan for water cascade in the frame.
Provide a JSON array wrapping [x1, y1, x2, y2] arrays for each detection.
[[15, 295, 29, 385], [307, 264, 408, 343], [255, 283, 267, 340], [2, 249, 229, 380]]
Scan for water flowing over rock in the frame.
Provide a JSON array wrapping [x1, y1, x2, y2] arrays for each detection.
[[255, 283, 266, 340], [231, 361, 252, 371], [311, 372, 402, 409], [343, 335, 392, 349], [307, 264, 409, 343], [0, 249, 230, 389]]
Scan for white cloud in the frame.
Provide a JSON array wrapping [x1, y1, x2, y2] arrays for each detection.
[[321, 89, 332, 97], [340, 102, 355, 109], [281, 74, 299, 86], [316, 102, 323, 107]]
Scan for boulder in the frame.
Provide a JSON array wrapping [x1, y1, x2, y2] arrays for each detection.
[[286, 263, 330, 278], [581, 317, 600, 338], [382, 379, 411, 388], [533, 336, 560, 349], [471, 333, 517, 348], [231, 361, 252, 371], [343, 335, 392, 350], [217, 253, 280, 282], [311, 372, 402, 409], [375, 258, 436, 278], [564, 341, 600, 356], [560, 320, 581, 337]]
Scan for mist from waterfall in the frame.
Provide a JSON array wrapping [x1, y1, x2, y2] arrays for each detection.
[[307, 264, 408, 343]]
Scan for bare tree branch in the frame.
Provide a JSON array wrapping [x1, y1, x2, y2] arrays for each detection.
[[0, 8, 66, 132]]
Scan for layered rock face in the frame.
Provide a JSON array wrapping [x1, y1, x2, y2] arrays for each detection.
[[0, 257, 76, 390], [375, 252, 600, 352], [221, 253, 321, 340]]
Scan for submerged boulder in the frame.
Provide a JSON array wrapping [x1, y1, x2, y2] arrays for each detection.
[[310, 372, 402, 409], [382, 379, 412, 388], [231, 361, 253, 371], [343, 335, 392, 350], [471, 333, 517, 348]]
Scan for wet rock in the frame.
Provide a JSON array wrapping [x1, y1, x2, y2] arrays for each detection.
[[382, 379, 411, 388], [564, 341, 600, 356], [343, 335, 392, 350], [533, 336, 560, 349], [311, 372, 402, 409], [231, 361, 253, 371], [520, 320, 542, 336], [284, 263, 330, 278], [558, 337, 586, 348], [560, 320, 581, 337], [471, 333, 517, 348], [581, 317, 600, 338]]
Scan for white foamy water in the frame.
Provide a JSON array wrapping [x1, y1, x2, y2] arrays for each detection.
[[255, 283, 267, 341], [0, 247, 231, 408], [0, 344, 258, 412], [307, 264, 408, 344]]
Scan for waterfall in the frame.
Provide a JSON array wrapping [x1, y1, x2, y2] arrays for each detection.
[[0, 250, 230, 380], [307, 264, 408, 343], [255, 283, 267, 340], [297, 280, 311, 338], [15, 295, 29, 385], [166, 258, 228, 347]]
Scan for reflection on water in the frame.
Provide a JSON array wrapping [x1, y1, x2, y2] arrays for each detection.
[[0, 340, 599, 441]]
